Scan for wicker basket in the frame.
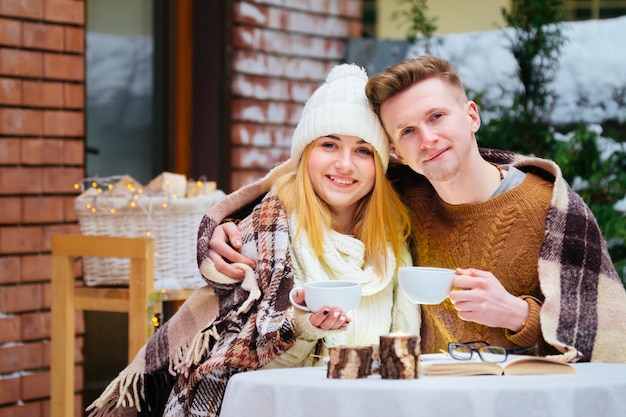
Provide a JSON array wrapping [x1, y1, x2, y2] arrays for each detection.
[[74, 190, 225, 290]]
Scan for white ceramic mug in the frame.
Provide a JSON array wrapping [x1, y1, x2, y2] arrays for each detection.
[[398, 266, 455, 305], [289, 280, 361, 313]]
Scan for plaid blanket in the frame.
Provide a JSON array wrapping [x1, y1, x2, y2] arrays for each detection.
[[87, 162, 297, 417]]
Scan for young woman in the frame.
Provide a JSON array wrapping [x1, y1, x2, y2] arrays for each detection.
[[88, 64, 419, 417]]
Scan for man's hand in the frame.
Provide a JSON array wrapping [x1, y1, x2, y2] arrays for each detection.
[[449, 268, 528, 332], [208, 222, 256, 280]]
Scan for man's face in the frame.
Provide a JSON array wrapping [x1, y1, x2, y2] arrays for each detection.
[[379, 78, 480, 184]]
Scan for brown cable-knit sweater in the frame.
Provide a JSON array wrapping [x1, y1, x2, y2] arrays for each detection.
[[409, 172, 556, 355]]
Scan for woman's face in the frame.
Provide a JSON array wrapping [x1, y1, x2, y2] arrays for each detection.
[[307, 134, 376, 221]]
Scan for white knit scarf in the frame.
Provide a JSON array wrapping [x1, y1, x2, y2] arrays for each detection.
[[288, 213, 395, 296]]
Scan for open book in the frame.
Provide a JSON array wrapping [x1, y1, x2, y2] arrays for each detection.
[[419, 353, 576, 376]]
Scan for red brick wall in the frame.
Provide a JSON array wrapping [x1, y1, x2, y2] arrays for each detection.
[[0, 0, 85, 416], [228, 0, 363, 190]]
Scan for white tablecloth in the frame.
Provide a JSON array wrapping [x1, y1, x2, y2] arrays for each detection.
[[219, 360, 626, 417]]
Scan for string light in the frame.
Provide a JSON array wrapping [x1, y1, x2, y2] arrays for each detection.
[[75, 175, 184, 239], [74, 174, 216, 239]]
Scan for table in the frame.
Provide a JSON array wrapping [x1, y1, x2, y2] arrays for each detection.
[[219, 360, 626, 417]]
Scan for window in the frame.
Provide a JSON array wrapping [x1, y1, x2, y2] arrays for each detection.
[[86, 0, 158, 184], [563, 0, 626, 20]]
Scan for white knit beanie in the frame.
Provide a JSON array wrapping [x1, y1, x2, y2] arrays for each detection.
[[290, 64, 389, 170]]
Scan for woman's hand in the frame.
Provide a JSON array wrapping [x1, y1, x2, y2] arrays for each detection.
[[291, 289, 351, 330]]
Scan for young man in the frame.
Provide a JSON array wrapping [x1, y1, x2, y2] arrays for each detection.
[[208, 56, 626, 363]]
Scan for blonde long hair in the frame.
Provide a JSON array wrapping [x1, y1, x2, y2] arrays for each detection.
[[275, 143, 412, 276]]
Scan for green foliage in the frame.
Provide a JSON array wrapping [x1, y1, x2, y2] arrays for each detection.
[[490, 0, 567, 156], [553, 126, 626, 285], [475, 0, 626, 283], [501, 0, 566, 110], [391, 0, 438, 52], [476, 105, 556, 156]]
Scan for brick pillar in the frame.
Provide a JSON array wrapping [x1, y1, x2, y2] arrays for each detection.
[[0, 1, 86, 416], [228, 0, 363, 190]]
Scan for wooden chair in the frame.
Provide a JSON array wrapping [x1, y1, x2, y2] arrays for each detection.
[[50, 234, 192, 417]]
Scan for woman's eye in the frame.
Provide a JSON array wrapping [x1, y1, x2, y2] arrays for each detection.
[[356, 148, 373, 155], [401, 127, 414, 136], [321, 142, 336, 149]]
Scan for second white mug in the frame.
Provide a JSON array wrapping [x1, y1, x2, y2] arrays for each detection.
[[398, 266, 455, 305]]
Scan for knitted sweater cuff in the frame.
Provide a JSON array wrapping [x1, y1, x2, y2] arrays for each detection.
[[505, 295, 542, 347]]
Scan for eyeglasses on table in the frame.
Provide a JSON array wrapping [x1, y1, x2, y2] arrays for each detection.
[[447, 341, 538, 363]]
